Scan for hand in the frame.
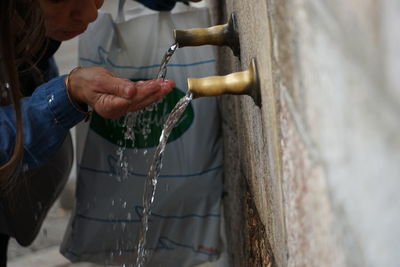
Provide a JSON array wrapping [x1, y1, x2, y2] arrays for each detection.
[[66, 66, 174, 119]]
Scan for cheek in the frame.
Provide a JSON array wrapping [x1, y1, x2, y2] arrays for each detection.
[[43, 14, 69, 40], [44, 16, 61, 34], [38, 2, 69, 34]]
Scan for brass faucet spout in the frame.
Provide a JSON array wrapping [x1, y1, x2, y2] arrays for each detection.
[[174, 24, 227, 47], [188, 58, 261, 107], [174, 13, 240, 57]]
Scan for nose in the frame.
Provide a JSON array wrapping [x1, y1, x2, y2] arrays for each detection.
[[70, 0, 102, 24]]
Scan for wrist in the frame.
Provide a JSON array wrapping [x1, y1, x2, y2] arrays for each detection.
[[64, 67, 92, 122]]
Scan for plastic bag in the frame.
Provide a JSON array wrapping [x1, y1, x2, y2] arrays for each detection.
[[61, 3, 224, 266]]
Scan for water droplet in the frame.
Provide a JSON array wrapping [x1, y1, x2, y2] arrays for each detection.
[[48, 94, 55, 104], [146, 104, 154, 112]]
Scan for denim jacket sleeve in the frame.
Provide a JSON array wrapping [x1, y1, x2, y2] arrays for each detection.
[[0, 76, 85, 170]]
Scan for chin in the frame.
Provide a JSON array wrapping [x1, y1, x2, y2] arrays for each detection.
[[50, 30, 85, 41]]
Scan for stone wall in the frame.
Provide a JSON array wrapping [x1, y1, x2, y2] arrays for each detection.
[[208, 0, 400, 266]]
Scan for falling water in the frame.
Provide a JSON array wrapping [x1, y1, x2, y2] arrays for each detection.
[[156, 43, 178, 80], [136, 90, 193, 267], [135, 43, 186, 267], [115, 43, 178, 182], [116, 107, 154, 182]]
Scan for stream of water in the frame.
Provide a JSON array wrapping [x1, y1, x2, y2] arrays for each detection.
[[156, 43, 178, 80], [135, 43, 192, 266], [135, 90, 193, 267]]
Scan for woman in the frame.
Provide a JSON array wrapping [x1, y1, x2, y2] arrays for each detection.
[[0, 0, 174, 265]]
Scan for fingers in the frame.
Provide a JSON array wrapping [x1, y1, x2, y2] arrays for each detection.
[[160, 80, 175, 92], [99, 77, 172, 102], [126, 80, 175, 112], [97, 75, 138, 99], [134, 80, 173, 99], [93, 94, 132, 119], [68, 66, 176, 118], [94, 79, 175, 118]]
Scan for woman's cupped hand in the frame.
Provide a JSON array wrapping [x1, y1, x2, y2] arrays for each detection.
[[66, 66, 174, 119]]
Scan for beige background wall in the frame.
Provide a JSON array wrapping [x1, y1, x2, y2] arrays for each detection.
[[209, 0, 400, 266]]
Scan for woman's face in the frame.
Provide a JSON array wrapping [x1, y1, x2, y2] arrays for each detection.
[[38, 0, 104, 41]]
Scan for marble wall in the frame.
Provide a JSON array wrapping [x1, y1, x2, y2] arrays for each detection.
[[209, 0, 400, 266]]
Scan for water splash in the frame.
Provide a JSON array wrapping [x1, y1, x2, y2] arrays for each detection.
[[136, 91, 193, 267], [115, 43, 178, 183], [115, 103, 158, 182]]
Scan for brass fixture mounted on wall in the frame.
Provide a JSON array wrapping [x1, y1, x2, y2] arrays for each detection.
[[187, 58, 261, 107], [174, 12, 240, 57]]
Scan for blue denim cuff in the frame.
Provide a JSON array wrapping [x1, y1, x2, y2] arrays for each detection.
[[44, 75, 86, 129]]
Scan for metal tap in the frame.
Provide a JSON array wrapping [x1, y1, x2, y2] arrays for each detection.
[[187, 58, 261, 107], [174, 12, 240, 57]]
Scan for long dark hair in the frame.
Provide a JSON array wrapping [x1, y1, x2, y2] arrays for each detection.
[[0, 0, 46, 186]]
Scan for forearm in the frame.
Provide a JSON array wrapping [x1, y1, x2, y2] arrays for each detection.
[[0, 76, 85, 169]]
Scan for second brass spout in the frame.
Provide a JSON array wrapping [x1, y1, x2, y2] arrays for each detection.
[[174, 13, 240, 57], [188, 58, 261, 107]]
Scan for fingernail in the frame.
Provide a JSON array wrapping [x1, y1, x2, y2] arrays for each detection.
[[161, 82, 171, 90], [136, 81, 145, 88], [163, 80, 174, 87], [124, 86, 132, 95]]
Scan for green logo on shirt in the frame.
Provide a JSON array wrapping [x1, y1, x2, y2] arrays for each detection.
[[89, 85, 194, 148]]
